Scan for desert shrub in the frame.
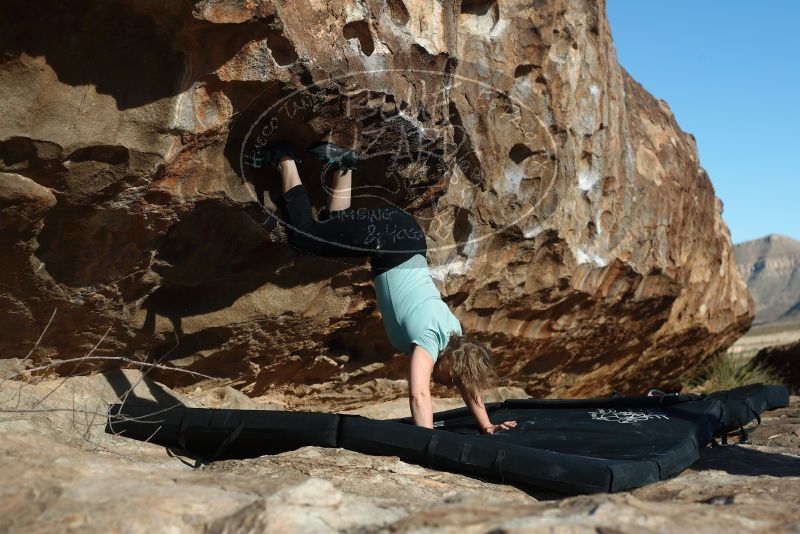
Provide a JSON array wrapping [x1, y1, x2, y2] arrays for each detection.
[[682, 352, 784, 394]]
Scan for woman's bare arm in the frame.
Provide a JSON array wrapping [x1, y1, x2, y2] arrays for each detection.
[[408, 345, 435, 428], [457, 383, 517, 434]]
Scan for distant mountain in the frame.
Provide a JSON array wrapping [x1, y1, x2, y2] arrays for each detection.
[[735, 234, 800, 324]]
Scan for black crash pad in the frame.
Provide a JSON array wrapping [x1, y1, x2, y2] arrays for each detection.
[[106, 383, 789, 495]]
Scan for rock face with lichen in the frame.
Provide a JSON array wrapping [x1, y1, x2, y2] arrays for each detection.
[[0, 0, 752, 408]]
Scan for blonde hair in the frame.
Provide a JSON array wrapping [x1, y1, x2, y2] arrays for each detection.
[[438, 333, 497, 396]]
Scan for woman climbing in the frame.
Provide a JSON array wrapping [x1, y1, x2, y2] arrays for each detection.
[[251, 140, 516, 434]]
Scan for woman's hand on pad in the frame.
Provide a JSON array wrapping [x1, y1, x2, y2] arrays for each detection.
[[481, 421, 517, 434]]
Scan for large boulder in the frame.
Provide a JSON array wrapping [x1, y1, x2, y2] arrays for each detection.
[[753, 341, 800, 394], [0, 0, 751, 408]]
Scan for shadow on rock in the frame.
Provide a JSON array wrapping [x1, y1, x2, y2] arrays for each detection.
[[0, 0, 280, 110], [695, 445, 800, 477], [103, 367, 184, 409]]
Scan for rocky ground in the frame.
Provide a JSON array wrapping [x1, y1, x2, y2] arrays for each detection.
[[0, 370, 798, 533]]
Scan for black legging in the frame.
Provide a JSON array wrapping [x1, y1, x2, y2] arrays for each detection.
[[276, 184, 427, 274]]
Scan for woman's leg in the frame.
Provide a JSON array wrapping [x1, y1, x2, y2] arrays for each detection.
[[276, 161, 370, 258], [278, 156, 302, 193], [273, 144, 421, 266], [326, 167, 352, 212]]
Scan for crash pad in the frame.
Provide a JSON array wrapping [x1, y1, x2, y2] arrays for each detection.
[[106, 383, 788, 494]]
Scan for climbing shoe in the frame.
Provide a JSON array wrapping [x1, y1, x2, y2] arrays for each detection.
[[246, 140, 299, 169], [307, 141, 358, 170]]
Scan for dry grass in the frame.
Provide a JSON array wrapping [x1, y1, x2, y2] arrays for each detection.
[[682, 352, 784, 394]]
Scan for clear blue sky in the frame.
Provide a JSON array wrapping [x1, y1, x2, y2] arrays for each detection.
[[606, 1, 799, 244]]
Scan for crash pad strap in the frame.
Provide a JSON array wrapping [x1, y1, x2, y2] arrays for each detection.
[[178, 413, 190, 450], [210, 420, 245, 462], [493, 449, 506, 482], [743, 398, 762, 425], [458, 442, 472, 463], [426, 434, 440, 467]]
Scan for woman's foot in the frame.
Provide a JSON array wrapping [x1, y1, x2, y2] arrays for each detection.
[[307, 141, 358, 170], [248, 141, 299, 169]]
